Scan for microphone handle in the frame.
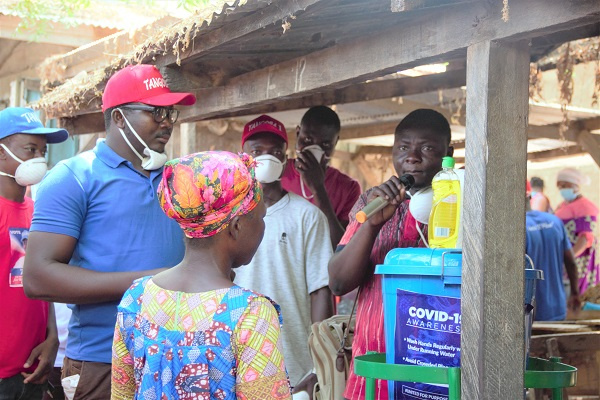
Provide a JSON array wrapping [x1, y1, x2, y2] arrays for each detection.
[[356, 197, 388, 224]]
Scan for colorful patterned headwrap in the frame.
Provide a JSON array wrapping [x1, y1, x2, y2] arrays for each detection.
[[158, 151, 263, 238]]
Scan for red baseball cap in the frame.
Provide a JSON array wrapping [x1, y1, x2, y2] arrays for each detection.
[[242, 115, 288, 146], [101, 64, 196, 112]]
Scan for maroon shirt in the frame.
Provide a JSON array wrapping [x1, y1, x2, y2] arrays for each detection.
[[281, 161, 361, 225]]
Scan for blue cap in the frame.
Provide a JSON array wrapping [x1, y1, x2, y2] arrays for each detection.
[[0, 107, 68, 144]]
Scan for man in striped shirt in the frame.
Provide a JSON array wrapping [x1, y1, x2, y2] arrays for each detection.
[[328, 109, 453, 399]]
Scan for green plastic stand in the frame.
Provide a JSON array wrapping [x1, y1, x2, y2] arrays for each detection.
[[353, 353, 577, 400]]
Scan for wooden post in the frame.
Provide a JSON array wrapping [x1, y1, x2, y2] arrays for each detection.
[[179, 122, 197, 158], [462, 39, 530, 399]]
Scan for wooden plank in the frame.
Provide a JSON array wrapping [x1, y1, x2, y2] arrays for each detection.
[[59, 113, 105, 135], [532, 322, 594, 333], [180, 0, 600, 122], [531, 332, 600, 355], [0, 15, 116, 47], [527, 145, 586, 161], [461, 39, 530, 399], [203, 68, 467, 119], [578, 130, 600, 166]]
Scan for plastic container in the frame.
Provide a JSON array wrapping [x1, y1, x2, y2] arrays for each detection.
[[375, 248, 543, 400], [429, 156, 461, 248]]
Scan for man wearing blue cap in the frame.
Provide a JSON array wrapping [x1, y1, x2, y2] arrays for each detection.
[[0, 107, 68, 399], [24, 64, 196, 399]]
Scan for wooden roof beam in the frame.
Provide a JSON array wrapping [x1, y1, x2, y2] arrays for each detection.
[[527, 145, 585, 161], [201, 67, 467, 119], [578, 130, 600, 167], [0, 15, 117, 47], [154, 0, 326, 68], [181, 0, 600, 122]]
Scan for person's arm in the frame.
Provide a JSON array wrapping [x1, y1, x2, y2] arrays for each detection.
[[111, 313, 136, 400], [564, 248, 581, 312], [21, 303, 59, 384], [24, 231, 166, 304], [310, 286, 334, 324], [235, 298, 291, 399], [572, 233, 593, 257], [295, 152, 345, 246], [23, 163, 166, 304], [328, 177, 407, 296]]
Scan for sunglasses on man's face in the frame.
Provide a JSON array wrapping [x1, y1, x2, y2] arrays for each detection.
[[121, 105, 179, 124]]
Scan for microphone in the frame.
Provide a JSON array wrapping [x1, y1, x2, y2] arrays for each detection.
[[356, 174, 415, 223]]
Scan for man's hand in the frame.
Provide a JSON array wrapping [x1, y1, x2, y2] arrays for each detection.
[[295, 151, 326, 193], [366, 176, 407, 226], [568, 293, 582, 313], [21, 335, 59, 384], [292, 373, 318, 400]]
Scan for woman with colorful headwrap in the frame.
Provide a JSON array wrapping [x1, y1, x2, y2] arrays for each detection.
[[555, 168, 599, 294], [111, 151, 292, 400]]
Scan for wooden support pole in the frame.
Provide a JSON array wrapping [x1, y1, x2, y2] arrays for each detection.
[[462, 39, 530, 399], [179, 122, 198, 157]]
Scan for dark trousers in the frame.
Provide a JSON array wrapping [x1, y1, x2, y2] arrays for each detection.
[[41, 368, 64, 400], [0, 374, 46, 400], [61, 357, 111, 400]]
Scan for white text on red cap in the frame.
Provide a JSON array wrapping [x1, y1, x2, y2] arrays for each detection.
[[248, 120, 283, 132], [143, 77, 167, 91]]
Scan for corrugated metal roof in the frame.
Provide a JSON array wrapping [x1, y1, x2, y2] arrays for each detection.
[[0, 0, 172, 30]]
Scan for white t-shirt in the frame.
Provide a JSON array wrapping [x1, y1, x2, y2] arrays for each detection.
[[54, 303, 72, 367], [234, 192, 332, 386]]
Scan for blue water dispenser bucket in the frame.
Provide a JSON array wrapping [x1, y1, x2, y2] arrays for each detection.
[[375, 248, 543, 400]]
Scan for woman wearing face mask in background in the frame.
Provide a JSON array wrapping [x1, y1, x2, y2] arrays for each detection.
[[555, 168, 599, 294]]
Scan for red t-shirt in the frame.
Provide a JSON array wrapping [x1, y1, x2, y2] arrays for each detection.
[[337, 193, 427, 400], [0, 195, 48, 378], [281, 161, 362, 225]]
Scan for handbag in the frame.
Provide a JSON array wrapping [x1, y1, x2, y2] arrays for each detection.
[[308, 292, 359, 400]]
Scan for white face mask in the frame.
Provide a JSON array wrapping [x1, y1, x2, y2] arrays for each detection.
[[408, 187, 434, 225], [301, 144, 328, 163], [0, 144, 47, 186], [254, 154, 285, 183], [115, 109, 168, 170], [298, 144, 331, 199]]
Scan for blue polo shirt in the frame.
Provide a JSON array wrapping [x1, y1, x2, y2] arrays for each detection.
[[31, 140, 184, 363], [525, 211, 572, 321]]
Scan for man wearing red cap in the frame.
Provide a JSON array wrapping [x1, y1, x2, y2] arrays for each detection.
[[235, 115, 333, 398], [24, 64, 196, 398]]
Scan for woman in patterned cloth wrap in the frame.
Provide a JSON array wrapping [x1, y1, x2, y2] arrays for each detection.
[[111, 151, 291, 400], [555, 167, 599, 294]]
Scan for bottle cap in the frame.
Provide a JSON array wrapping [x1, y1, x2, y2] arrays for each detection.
[[442, 156, 455, 168]]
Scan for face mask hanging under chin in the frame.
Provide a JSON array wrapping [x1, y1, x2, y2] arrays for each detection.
[[115, 109, 168, 171], [0, 144, 48, 186]]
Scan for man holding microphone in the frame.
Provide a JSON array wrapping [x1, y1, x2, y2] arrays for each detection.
[[328, 109, 453, 399]]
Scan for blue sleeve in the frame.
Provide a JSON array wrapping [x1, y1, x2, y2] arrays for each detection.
[[30, 162, 87, 239]]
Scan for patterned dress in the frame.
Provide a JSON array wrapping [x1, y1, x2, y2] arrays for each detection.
[[555, 196, 599, 294], [338, 195, 427, 400], [111, 277, 291, 400]]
